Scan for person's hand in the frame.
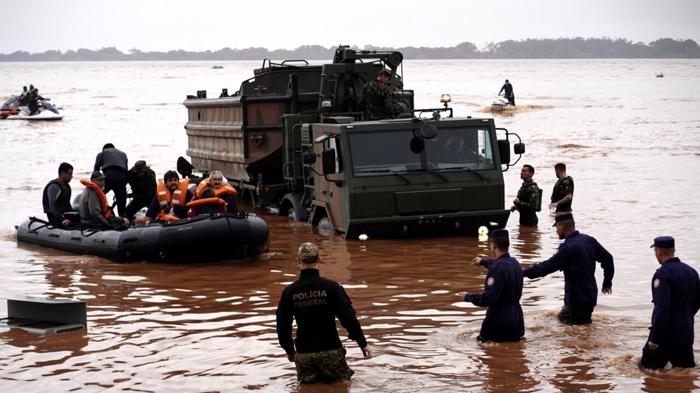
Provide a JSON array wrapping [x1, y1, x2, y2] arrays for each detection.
[[513, 198, 520, 205], [123, 218, 130, 225], [548, 202, 557, 210], [287, 351, 295, 362], [647, 341, 659, 350], [61, 218, 71, 226], [361, 345, 372, 359], [602, 286, 612, 294], [471, 257, 483, 267]]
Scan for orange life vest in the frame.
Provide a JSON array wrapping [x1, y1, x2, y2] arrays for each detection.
[[195, 178, 238, 199], [79, 179, 113, 219], [155, 178, 190, 222], [186, 197, 227, 216]]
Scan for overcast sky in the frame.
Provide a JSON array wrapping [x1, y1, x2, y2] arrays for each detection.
[[3, 0, 699, 53]]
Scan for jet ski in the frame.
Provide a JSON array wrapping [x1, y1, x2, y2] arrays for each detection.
[[5, 99, 63, 121], [491, 96, 511, 110]]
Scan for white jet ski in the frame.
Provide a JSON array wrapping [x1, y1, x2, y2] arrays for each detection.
[[491, 96, 510, 110], [6, 100, 63, 121]]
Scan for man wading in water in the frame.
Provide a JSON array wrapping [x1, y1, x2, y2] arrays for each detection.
[[276, 242, 372, 383]]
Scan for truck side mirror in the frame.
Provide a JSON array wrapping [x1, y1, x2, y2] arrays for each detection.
[[321, 149, 336, 174], [514, 143, 525, 155], [497, 140, 511, 164]]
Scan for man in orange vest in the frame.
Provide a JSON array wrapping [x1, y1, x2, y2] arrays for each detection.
[[136, 170, 193, 224], [78, 171, 129, 229], [195, 170, 237, 212]]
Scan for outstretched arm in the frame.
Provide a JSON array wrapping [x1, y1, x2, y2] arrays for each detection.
[[523, 249, 565, 279]]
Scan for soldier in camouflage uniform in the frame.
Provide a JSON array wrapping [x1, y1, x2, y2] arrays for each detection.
[[276, 242, 372, 383], [511, 164, 540, 227], [549, 162, 574, 213], [361, 69, 394, 120]]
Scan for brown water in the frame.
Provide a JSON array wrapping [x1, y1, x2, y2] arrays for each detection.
[[1, 59, 700, 392]]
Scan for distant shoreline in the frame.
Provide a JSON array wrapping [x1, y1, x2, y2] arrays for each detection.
[[2, 38, 699, 62]]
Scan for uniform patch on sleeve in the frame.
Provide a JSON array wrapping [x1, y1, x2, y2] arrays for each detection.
[[653, 278, 661, 288], [487, 277, 495, 286]]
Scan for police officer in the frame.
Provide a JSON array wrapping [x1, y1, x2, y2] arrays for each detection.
[[511, 164, 540, 227], [361, 69, 394, 120], [523, 213, 614, 324], [549, 162, 574, 213], [641, 236, 700, 369], [276, 242, 372, 383], [465, 229, 525, 342], [94, 143, 129, 217]]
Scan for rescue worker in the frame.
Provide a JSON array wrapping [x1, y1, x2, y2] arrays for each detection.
[[78, 171, 129, 229], [498, 79, 515, 106], [135, 170, 192, 224], [126, 160, 156, 219], [361, 69, 394, 120], [465, 229, 525, 342], [641, 236, 700, 369], [549, 162, 574, 213], [276, 242, 372, 383], [523, 213, 614, 325], [42, 162, 78, 226], [18, 86, 29, 105], [511, 164, 540, 227], [94, 143, 129, 217], [27, 87, 41, 116], [194, 170, 237, 213]]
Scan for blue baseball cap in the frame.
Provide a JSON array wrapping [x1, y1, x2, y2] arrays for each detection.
[[650, 236, 674, 249]]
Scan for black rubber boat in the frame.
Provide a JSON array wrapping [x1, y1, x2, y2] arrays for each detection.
[[16, 213, 269, 262]]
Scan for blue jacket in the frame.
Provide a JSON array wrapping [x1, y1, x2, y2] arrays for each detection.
[[523, 231, 614, 313], [465, 253, 525, 341], [649, 257, 700, 345]]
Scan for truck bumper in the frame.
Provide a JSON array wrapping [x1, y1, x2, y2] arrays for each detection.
[[344, 209, 510, 239]]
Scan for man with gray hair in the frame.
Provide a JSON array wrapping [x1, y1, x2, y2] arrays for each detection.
[[276, 242, 372, 383]]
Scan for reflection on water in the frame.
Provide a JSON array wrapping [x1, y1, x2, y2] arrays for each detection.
[[1, 59, 700, 392]]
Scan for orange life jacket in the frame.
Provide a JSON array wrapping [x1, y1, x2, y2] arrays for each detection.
[[79, 179, 113, 219], [155, 178, 190, 222], [187, 197, 227, 216], [195, 178, 238, 199]]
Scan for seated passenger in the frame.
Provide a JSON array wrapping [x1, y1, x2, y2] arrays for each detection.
[[194, 170, 238, 212], [126, 160, 157, 219], [42, 162, 80, 227], [187, 188, 227, 216], [135, 170, 193, 224], [78, 171, 129, 229]]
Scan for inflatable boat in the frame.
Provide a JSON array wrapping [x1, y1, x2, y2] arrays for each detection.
[[16, 213, 269, 262]]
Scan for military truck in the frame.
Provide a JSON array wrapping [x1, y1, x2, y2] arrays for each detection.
[[182, 46, 525, 238]]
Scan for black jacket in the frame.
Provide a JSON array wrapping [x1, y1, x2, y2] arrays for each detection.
[[276, 268, 367, 355]]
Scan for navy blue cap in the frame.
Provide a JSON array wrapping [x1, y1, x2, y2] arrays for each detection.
[[552, 213, 574, 227], [650, 236, 674, 249], [489, 228, 509, 239]]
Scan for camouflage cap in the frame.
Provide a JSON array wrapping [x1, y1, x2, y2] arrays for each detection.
[[297, 242, 319, 263]]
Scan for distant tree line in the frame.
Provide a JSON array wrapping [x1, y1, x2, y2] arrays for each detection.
[[1, 38, 699, 61]]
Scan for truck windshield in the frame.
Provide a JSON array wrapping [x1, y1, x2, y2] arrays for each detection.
[[349, 126, 495, 175]]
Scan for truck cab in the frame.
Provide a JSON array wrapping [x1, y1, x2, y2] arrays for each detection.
[[301, 115, 522, 238]]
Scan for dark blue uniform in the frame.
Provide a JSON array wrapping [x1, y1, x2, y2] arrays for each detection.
[[523, 231, 614, 324], [465, 253, 525, 341], [641, 257, 700, 369]]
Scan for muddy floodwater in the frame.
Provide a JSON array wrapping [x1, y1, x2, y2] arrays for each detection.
[[1, 59, 699, 392]]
